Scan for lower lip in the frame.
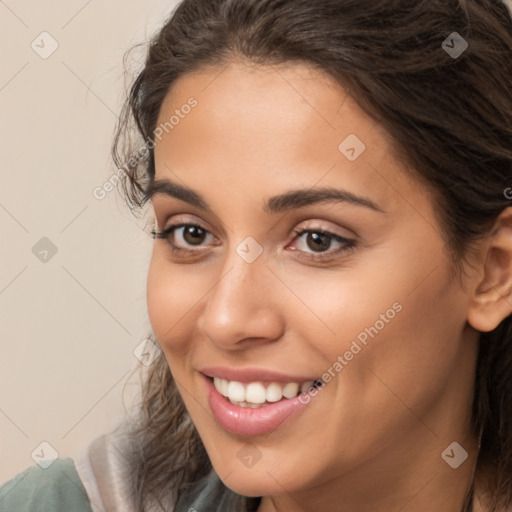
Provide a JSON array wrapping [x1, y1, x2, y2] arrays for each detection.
[[204, 375, 310, 436]]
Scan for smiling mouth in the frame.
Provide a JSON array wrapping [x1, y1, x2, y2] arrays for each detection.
[[210, 376, 321, 408]]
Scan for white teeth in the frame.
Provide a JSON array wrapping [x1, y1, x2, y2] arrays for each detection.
[[213, 377, 223, 394], [227, 381, 245, 402], [300, 381, 313, 393], [266, 382, 283, 402], [213, 377, 315, 405], [283, 382, 299, 398], [220, 378, 229, 396], [245, 382, 267, 403]]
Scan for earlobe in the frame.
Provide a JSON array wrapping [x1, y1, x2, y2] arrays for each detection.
[[467, 207, 512, 333]]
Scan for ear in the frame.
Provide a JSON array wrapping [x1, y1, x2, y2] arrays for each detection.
[[467, 206, 512, 332]]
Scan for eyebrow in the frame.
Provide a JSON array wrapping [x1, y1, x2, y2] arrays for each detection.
[[144, 178, 384, 214]]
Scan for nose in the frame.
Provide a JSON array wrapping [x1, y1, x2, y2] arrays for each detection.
[[196, 245, 284, 351]]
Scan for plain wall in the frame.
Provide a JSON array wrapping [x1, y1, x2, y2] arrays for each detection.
[[0, 0, 180, 483]]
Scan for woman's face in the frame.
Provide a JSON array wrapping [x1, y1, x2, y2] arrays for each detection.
[[147, 61, 480, 504]]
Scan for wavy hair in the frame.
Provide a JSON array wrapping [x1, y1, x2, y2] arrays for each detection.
[[112, 1, 512, 510]]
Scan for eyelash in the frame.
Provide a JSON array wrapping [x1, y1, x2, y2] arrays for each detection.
[[150, 223, 357, 262]]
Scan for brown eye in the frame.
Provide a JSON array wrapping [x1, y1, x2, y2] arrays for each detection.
[[152, 223, 214, 250], [305, 232, 331, 252], [289, 227, 357, 262], [181, 225, 207, 245]]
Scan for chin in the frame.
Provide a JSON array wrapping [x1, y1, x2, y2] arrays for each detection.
[[213, 461, 303, 498], [220, 475, 285, 498]]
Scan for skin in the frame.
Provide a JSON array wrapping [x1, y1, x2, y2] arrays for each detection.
[[146, 59, 512, 512]]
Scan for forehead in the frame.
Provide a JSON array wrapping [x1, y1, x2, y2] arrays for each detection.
[[153, 60, 432, 219]]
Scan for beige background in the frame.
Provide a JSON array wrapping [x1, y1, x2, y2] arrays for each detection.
[[1, 0, 512, 485], [0, 0, 180, 483]]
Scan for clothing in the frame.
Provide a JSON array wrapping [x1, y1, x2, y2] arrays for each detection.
[[0, 457, 94, 512], [0, 422, 255, 511]]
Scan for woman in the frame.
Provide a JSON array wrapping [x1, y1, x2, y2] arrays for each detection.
[[2, 0, 512, 511]]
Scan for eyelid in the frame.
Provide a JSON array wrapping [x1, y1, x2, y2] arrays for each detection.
[[153, 208, 228, 239], [153, 215, 353, 243], [152, 221, 216, 245], [290, 218, 356, 238], [155, 213, 216, 238], [152, 217, 357, 263], [288, 226, 356, 260]]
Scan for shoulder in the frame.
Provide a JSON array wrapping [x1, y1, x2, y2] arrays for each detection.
[[0, 457, 93, 512]]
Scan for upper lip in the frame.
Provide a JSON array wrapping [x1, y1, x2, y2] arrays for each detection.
[[200, 366, 318, 384]]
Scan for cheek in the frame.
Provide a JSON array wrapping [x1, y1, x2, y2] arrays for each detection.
[[340, 266, 466, 423], [146, 256, 171, 341], [146, 252, 198, 354], [284, 241, 462, 397]]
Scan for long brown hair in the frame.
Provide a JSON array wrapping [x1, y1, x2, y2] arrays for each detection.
[[112, 1, 512, 510]]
